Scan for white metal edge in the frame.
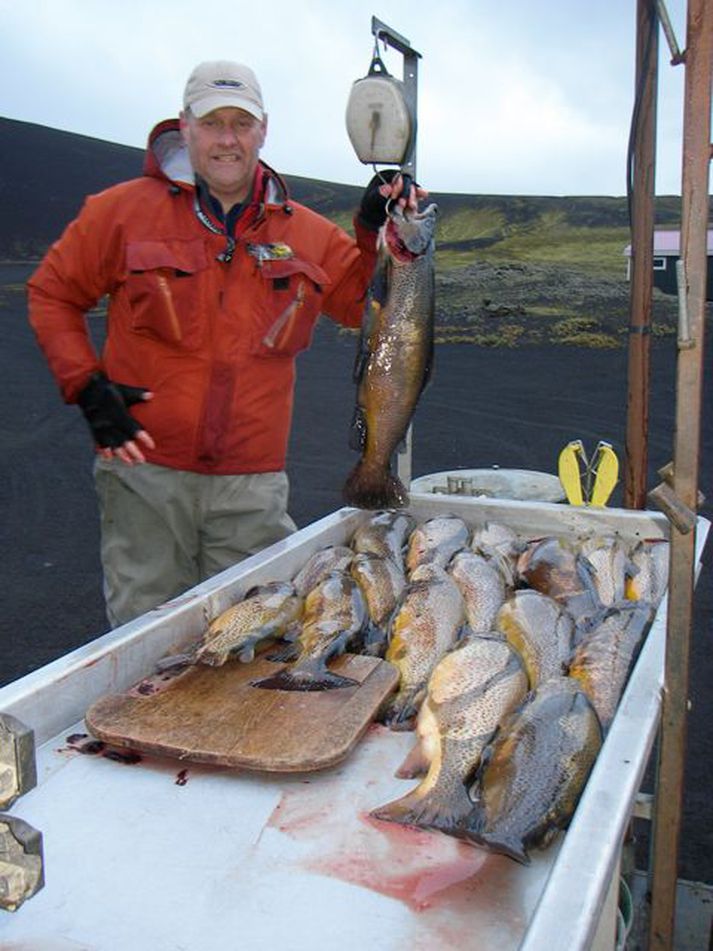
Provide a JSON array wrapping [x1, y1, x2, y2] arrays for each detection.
[[519, 516, 710, 951]]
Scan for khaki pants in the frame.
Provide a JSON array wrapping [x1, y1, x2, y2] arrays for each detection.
[[94, 459, 297, 627]]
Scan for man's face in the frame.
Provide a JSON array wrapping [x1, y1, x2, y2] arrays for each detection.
[[180, 106, 267, 210]]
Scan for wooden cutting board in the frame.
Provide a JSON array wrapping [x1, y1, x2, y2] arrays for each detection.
[[85, 652, 399, 773]]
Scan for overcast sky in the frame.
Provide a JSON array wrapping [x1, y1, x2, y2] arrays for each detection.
[[0, 0, 694, 196]]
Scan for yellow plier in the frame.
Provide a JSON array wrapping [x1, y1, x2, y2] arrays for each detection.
[[558, 440, 619, 507]]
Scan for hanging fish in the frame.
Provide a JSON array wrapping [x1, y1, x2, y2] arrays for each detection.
[[343, 203, 438, 510]]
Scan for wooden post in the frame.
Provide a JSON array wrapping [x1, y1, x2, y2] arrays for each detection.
[[649, 1, 713, 947], [624, 0, 659, 509]]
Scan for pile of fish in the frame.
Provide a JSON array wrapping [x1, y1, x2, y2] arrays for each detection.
[[188, 508, 669, 864]]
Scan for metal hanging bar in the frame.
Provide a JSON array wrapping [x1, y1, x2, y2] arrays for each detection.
[[653, 0, 686, 63], [648, 1, 713, 948]]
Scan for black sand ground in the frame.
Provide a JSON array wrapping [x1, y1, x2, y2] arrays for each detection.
[[1, 262, 711, 886]]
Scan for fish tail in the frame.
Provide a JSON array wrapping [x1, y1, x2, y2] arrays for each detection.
[[371, 783, 475, 833], [251, 663, 358, 692], [472, 831, 531, 865], [452, 811, 531, 865], [342, 461, 409, 511]]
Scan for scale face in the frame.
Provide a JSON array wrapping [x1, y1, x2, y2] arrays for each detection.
[[345, 74, 414, 165]]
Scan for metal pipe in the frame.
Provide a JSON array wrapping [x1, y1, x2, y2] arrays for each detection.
[[624, 0, 659, 510], [653, 0, 686, 63], [648, 1, 713, 948]]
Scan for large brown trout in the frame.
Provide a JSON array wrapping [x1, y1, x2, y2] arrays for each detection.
[[343, 202, 438, 510]]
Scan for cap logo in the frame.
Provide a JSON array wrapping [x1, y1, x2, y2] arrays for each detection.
[[212, 79, 246, 89]]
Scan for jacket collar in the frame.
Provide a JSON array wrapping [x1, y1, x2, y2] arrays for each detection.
[[143, 118, 290, 212]]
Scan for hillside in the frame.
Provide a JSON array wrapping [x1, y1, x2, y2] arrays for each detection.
[[1, 116, 693, 346]]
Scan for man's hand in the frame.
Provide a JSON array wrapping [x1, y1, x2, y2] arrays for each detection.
[[358, 169, 429, 231], [77, 372, 155, 465]]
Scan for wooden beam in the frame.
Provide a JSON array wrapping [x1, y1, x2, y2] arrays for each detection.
[[649, 1, 713, 947]]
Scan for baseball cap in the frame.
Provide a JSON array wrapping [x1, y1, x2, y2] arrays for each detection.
[[183, 61, 264, 121]]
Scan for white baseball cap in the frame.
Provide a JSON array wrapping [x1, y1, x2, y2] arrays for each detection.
[[183, 61, 264, 120]]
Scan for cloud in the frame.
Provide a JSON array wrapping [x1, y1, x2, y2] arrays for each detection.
[[0, 0, 691, 195]]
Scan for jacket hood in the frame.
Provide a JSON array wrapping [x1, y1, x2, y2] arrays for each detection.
[[142, 118, 290, 208]]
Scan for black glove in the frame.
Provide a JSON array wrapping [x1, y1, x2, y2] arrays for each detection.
[[77, 372, 149, 449], [357, 169, 400, 231]]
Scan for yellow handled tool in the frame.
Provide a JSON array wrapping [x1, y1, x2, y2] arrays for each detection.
[[558, 440, 619, 507], [558, 440, 588, 506]]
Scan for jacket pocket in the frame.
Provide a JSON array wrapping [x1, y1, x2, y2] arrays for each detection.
[[124, 239, 209, 348], [252, 257, 330, 357]]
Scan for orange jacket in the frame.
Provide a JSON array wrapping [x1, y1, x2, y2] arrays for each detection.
[[28, 119, 378, 474]]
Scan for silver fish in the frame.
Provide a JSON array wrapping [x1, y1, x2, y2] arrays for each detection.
[[372, 635, 528, 831], [292, 545, 354, 597], [448, 550, 508, 634], [459, 677, 602, 864], [351, 509, 415, 567], [252, 570, 366, 691], [195, 581, 303, 666], [405, 515, 470, 574], [382, 562, 465, 728], [495, 589, 573, 688], [568, 601, 655, 729], [350, 551, 406, 656]]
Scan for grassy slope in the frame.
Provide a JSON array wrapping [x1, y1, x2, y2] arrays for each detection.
[[2, 118, 701, 347]]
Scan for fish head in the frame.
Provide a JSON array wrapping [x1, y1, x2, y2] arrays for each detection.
[[384, 203, 439, 261]]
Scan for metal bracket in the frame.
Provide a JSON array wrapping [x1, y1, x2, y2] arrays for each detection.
[[647, 481, 698, 535], [0, 715, 37, 810], [0, 815, 44, 911]]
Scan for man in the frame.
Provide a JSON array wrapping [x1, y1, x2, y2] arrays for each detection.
[[28, 60, 419, 627]]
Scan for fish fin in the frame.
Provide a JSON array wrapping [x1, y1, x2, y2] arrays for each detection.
[[238, 644, 256, 663], [395, 741, 430, 779], [359, 620, 388, 658], [456, 623, 474, 642], [343, 462, 409, 511], [251, 666, 359, 692], [154, 652, 196, 672], [284, 620, 302, 641]]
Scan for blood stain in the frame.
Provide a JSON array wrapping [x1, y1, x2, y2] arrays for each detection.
[[176, 769, 189, 786]]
